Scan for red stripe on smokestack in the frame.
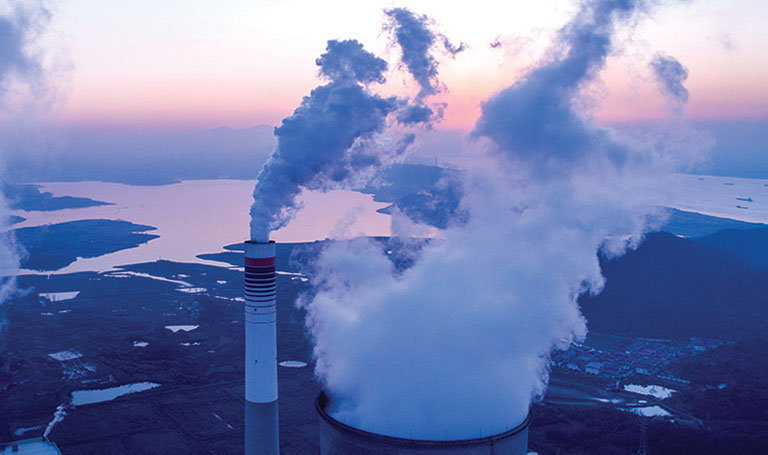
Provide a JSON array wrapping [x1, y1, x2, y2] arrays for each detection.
[[246, 257, 276, 267]]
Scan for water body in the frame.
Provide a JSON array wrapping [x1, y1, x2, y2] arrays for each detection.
[[105, 271, 192, 287], [625, 405, 672, 417], [668, 174, 768, 223], [48, 350, 83, 362], [176, 287, 206, 294], [12, 176, 768, 275], [545, 378, 631, 407], [164, 325, 199, 333], [12, 180, 392, 274], [38, 292, 80, 302], [71, 382, 161, 406], [624, 384, 676, 400]]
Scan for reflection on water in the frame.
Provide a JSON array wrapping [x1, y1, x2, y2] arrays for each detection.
[[668, 174, 768, 223], [15, 175, 759, 275], [71, 382, 161, 406], [12, 180, 393, 274]]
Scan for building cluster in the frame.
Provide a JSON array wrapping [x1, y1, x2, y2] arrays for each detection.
[[550, 337, 724, 381]]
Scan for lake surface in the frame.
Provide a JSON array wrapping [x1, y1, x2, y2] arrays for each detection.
[[11, 175, 768, 275], [624, 383, 676, 399], [71, 382, 161, 406], [668, 174, 768, 223], [164, 325, 199, 333], [13, 180, 392, 274]]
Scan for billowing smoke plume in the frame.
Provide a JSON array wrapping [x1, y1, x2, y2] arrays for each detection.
[[0, 193, 19, 333], [384, 7, 463, 126], [303, 0, 687, 440], [1, 1, 53, 333], [651, 54, 689, 107], [0, 1, 52, 113], [384, 8, 440, 100], [249, 40, 400, 242], [473, 0, 653, 172], [250, 9, 460, 241]]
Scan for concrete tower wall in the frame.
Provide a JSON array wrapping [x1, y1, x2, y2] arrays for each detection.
[[316, 393, 530, 455], [244, 241, 279, 455]]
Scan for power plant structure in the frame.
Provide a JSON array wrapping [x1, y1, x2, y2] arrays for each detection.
[[244, 240, 279, 455], [243, 240, 531, 454], [316, 392, 531, 454]]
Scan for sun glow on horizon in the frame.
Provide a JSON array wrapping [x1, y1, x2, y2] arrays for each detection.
[[46, 0, 768, 131]]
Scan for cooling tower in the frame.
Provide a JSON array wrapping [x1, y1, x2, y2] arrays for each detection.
[[244, 240, 279, 455], [316, 392, 530, 455]]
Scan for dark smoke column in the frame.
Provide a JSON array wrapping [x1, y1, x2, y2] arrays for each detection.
[[244, 240, 278, 455], [246, 38, 396, 455]]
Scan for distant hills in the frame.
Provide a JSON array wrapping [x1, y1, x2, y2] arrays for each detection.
[[3, 126, 276, 186], [695, 228, 768, 270], [581, 231, 768, 341], [3, 183, 112, 211]]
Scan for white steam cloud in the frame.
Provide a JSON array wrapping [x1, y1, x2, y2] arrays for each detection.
[[0, 194, 20, 335], [385, 7, 463, 126], [249, 9, 455, 241], [301, 0, 696, 440], [651, 54, 689, 110], [0, 1, 54, 115], [0, 0, 54, 334], [249, 39, 399, 242]]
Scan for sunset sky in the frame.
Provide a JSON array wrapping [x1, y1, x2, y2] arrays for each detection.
[[46, 0, 768, 131]]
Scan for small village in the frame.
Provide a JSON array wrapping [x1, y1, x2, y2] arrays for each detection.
[[551, 335, 726, 383]]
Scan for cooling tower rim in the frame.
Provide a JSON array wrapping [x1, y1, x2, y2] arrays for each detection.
[[315, 391, 531, 447]]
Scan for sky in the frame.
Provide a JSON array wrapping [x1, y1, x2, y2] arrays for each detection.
[[40, 0, 768, 131]]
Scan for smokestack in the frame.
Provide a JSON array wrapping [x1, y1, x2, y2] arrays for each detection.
[[244, 240, 279, 455], [316, 392, 530, 454]]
